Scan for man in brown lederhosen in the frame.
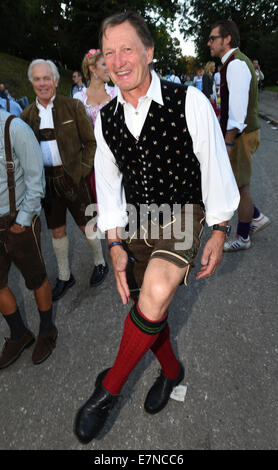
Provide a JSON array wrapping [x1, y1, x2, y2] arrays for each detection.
[[21, 59, 108, 302], [0, 109, 57, 368], [74, 11, 240, 443]]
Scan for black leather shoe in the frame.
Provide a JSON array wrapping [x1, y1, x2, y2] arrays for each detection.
[[74, 382, 118, 444], [144, 363, 185, 414], [90, 263, 108, 287], [52, 274, 75, 302]]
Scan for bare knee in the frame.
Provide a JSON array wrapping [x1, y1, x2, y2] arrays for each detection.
[[139, 277, 174, 321]]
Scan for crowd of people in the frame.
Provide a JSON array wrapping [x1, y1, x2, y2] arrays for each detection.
[[0, 12, 270, 444]]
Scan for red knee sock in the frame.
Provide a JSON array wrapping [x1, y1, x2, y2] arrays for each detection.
[[102, 304, 168, 395], [151, 324, 180, 379]]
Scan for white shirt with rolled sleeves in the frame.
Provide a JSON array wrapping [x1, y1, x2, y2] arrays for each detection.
[[94, 70, 239, 232], [221, 48, 252, 133]]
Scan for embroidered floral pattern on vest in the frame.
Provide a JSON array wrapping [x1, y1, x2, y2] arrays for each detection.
[[101, 81, 202, 212]]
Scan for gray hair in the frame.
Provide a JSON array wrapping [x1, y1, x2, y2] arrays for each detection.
[[28, 59, 60, 83]]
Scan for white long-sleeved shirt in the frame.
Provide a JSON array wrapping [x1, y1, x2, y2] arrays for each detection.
[[222, 48, 251, 133], [36, 96, 63, 167], [94, 71, 239, 231]]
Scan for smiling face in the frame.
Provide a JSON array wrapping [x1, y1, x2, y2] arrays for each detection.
[[31, 63, 58, 107], [102, 21, 154, 105]]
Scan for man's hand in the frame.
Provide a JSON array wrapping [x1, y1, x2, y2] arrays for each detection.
[[110, 245, 130, 304], [196, 231, 226, 280], [10, 223, 26, 233]]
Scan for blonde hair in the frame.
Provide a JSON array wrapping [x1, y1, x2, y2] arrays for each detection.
[[204, 61, 215, 76], [82, 50, 103, 81]]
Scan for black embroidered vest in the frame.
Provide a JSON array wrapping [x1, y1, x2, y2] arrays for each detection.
[[100, 80, 202, 212]]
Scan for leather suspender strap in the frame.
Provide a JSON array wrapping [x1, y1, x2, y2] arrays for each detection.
[[4, 115, 17, 219]]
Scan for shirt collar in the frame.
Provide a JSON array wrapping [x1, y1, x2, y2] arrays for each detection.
[[221, 48, 237, 64], [114, 70, 164, 114], [36, 94, 55, 111]]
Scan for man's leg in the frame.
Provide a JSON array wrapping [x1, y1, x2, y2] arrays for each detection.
[[0, 287, 28, 339], [74, 259, 186, 443], [79, 225, 108, 287], [224, 130, 270, 252], [224, 185, 270, 251], [103, 258, 183, 394], [51, 225, 75, 301], [52, 225, 71, 281], [0, 287, 35, 368], [34, 278, 55, 333], [32, 278, 58, 365]]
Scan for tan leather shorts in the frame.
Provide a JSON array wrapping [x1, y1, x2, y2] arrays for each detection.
[[124, 204, 205, 296]]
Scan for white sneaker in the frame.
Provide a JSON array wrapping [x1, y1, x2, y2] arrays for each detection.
[[223, 235, 251, 252], [250, 213, 270, 234]]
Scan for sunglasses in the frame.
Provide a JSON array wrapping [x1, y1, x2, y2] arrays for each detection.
[[208, 35, 222, 43]]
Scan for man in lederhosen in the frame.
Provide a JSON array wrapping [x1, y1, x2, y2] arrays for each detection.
[[0, 109, 57, 368], [74, 11, 240, 443], [208, 20, 270, 252], [21, 60, 108, 301]]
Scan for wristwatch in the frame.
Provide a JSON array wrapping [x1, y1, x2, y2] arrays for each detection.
[[212, 224, 231, 236]]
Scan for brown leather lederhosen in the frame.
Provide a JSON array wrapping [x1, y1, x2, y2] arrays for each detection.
[[0, 115, 47, 290]]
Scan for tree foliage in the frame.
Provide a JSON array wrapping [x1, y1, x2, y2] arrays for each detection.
[[180, 0, 278, 83], [0, 0, 184, 72]]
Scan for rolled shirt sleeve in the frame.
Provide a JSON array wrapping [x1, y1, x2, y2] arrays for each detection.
[[186, 86, 240, 226], [226, 59, 251, 133], [10, 118, 45, 227], [94, 112, 128, 232]]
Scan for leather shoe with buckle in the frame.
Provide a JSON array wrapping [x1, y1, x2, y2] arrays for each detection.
[[144, 362, 185, 414], [0, 329, 35, 369], [74, 369, 118, 444], [52, 274, 75, 301], [32, 327, 58, 365], [90, 263, 108, 287]]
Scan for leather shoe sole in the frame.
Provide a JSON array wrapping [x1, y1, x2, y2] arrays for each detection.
[[144, 362, 185, 414], [52, 274, 75, 302]]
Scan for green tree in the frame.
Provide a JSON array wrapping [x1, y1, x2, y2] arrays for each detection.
[[62, 0, 183, 69], [0, 0, 185, 73], [180, 0, 278, 84]]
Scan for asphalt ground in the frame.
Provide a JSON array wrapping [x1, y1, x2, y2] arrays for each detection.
[[0, 94, 277, 452]]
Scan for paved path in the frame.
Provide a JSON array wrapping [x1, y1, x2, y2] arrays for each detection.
[[259, 90, 278, 125], [0, 111, 277, 450]]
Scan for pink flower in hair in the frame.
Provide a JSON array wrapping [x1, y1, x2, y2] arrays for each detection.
[[86, 48, 101, 59]]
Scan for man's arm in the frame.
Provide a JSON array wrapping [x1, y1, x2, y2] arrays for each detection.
[[225, 59, 251, 142], [107, 228, 130, 304], [195, 222, 227, 279], [186, 86, 240, 278], [94, 112, 130, 303], [10, 118, 45, 229]]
